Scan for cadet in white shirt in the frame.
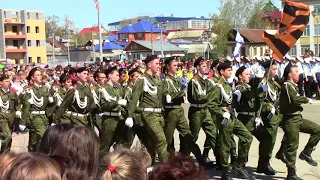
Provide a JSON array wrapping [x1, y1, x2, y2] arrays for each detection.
[[303, 57, 314, 98]]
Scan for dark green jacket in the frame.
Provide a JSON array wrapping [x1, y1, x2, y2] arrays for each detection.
[[164, 74, 185, 106]]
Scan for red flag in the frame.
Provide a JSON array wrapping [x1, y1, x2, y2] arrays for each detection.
[[262, 0, 310, 61], [93, 0, 99, 10]]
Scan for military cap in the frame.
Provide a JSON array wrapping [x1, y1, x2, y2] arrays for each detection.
[[77, 67, 89, 73], [217, 61, 232, 73], [0, 74, 10, 81], [105, 66, 118, 77], [283, 62, 293, 79], [194, 57, 205, 67], [128, 67, 140, 77], [235, 66, 247, 77], [262, 60, 276, 69], [165, 57, 175, 65], [26, 67, 41, 81], [144, 55, 158, 64], [210, 59, 220, 70]]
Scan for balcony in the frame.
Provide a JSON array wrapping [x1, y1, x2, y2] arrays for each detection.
[[5, 34, 27, 39], [4, 18, 24, 25], [6, 48, 27, 53]]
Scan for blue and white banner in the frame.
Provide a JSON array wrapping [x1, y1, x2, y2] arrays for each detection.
[[233, 31, 244, 60]]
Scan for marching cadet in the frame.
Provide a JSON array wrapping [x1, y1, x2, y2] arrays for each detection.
[[99, 66, 127, 157], [279, 63, 320, 180], [0, 74, 21, 153], [211, 62, 253, 180], [21, 67, 54, 152], [233, 66, 274, 176], [52, 73, 73, 124], [125, 55, 168, 163], [163, 57, 213, 168], [203, 59, 220, 163], [256, 60, 281, 175], [55, 67, 94, 127]]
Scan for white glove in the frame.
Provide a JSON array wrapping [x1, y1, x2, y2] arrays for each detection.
[[51, 123, 56, 126], [166, 95, 172, 103], [255, 117, 264, 127], [19, 124, 27, 131], [262, 83, 268, 92], [28, 98, 33, 104], [234, 90, 242, 102], [270, 108, 275, 114], [222, 112, 231, 120], [118, 99, 127, 106], [15, 111, 22, 118], [308, 98, 313, 104], [48, 96, 54, 103], [125, 117, 134, 128]]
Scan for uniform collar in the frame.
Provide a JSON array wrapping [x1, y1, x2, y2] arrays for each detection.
[[1, 88, 9, 93]]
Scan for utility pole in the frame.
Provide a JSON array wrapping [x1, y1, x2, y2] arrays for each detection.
[[92, 28, 96, 62], [52, 33, 55, 61]]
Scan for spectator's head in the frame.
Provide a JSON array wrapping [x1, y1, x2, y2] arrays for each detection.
[[148, 153, 207, 180], [52, 127, 100, 179], [128, 67, 141, 84], [59, 74, 72, 90], [17, 70, 26, 80], [87, 70, 95, 84], [101, 146, 148, 180], [1, 153, 65, 180], [0, 151, 17, 176], [40, 124, 75, 155], [119, 68, 127, 84]]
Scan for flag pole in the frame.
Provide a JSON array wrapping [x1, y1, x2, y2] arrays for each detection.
[[98, 0, 103, 62]]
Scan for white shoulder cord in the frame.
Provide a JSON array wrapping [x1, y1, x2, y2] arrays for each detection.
[[165, 79, 178, 93], [28, 89, 44, 107], [192, 79, 206, 96], [99, 88, 117, 102], [142, 77, 157, 96], [208, 79, 216, 87], [0, 96, 9, 111], [91, 89, 100, 107], [53, 92, 63, 107], [267, 82, 277, 102], [284, 82, 297, 104], [217, 84, 232, 104], [72, 90, 87, 109], [124, 87, 132, 100]]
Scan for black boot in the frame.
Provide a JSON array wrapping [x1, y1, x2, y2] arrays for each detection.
[[233, 158, 255, 179], [230, 148, 238, 171], [256, 158, 276, 175], [197, 157, 215, 169], [202, 147, 211, 163], [275, 145, 287, 164], [221, 167, 233, 180], [299, 147, 318, 166], [214, 150, 222, 171], [287, 168, 302, 180]]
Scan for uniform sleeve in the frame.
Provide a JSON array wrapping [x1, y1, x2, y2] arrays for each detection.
[[21, 92, 31, 126], [14, 93, 21, 112], [210, 86, 225, 117], [128, 78, 143, 117], [164, 79, 185, 100], [257, 82, 272, 114], [187, 80, 207, 103], [285, 83, 308, 105], [55, 89, 75, 122]]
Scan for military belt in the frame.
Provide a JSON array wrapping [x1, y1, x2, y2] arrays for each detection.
[[143, 108, 162, 112], [238, 112, 255, 116], [66, 111, 89, 117], [190, 103, 207, 108], [102, 112, 121, 117], [0, 110, 11, 113], [31, 111, 45, 115], [165, 105, 180, 109]]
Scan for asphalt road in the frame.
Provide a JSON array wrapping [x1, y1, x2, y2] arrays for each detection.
[[10, 101, 320, 179]]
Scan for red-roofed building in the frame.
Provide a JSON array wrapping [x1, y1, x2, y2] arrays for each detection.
[[263, 11, 282, 29], [80, 26, 108, 35]]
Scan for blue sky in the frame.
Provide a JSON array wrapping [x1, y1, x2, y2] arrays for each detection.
[[2, 0, 220, 29]]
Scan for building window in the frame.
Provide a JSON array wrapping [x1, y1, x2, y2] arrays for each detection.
[[137, 33, 143, 38], [15, 59, 20, 65], [27, 26, 30, 33], [28, 40, 31, 46], [315, 24, 320, 36], [35, 26, 39, 33], [12, 26, 18, 33], [36, 40, 40, 47], [288, 45, 297, 56], [27, 12, 30, 19], [13, 40, 18, 47], [4, 26, 7, 32], [36, 13, 39, 19], [28, 57, 32, 63], [37, 57, 41, 63], [302, 25, 310, 37]]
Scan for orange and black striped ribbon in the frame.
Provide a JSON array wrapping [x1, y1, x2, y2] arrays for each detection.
[[262, 0, 310, 61]]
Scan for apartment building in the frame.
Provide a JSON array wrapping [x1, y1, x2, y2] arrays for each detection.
[[0, 9, 46, 64]]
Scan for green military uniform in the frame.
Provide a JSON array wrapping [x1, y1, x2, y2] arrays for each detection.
[[128, 74, 168, 163], [21, 85, 53, 152], [211, 77, 252, 173], [0, 88, 21, 152], [91, 83, 102, 131], [99, 83, 125, 157], [55, 82, 94, 127], [185, 74, 217, 157], [257, 77, 282, 160], [280, 81, 320, 169]]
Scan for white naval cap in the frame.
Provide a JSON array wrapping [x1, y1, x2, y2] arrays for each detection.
[[304, 57, 311, 64], [284, 54, 291, 60], [235, 57, 241, 62], [226, 56, 232, 61]]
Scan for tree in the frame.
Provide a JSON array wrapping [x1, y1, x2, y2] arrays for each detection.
[[211, 0, 269, 56], [45, 15, 63, 37], [247, 0, 279, 29]]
